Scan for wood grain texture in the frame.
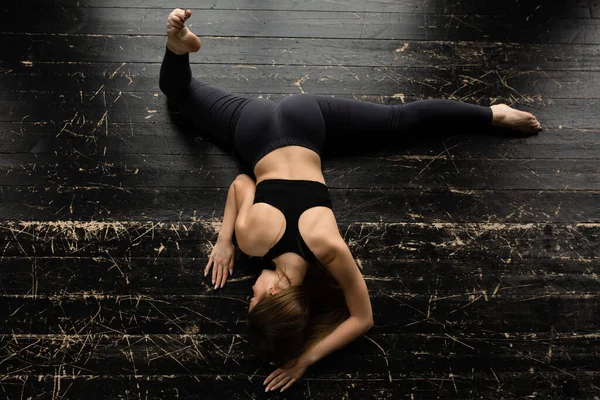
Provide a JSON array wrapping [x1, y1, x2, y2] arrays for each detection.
[[3, 36, 600, 71], [1, 154, 598, 189], [2, 332, 598, 376], [1, 257, 598, 297], [19, 0, 598, 18], [2, 121, 597, 157], [2, 293, 599, 335], [1, 220, 598, 259], [1, 0, 599, 398], [0, 88, 596, 129], [2, 187, 600, 222], [2, 372, 596, 399], [2, 7, 599, 44], [2, 63, 600, 101]]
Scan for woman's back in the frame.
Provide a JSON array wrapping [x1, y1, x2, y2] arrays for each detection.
[[253, 145, 324, 183]]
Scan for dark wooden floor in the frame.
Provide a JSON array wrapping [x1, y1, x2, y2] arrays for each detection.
[[1, 0, 599, 398]]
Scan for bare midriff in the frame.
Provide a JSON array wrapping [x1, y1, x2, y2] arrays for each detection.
[[253, 146, 325, 184]]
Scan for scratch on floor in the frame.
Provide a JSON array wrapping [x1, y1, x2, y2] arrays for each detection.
[[292, 75, 309, 93]]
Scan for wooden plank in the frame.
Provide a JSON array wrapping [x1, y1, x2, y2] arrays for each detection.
[[0, 122, 597, 164], [3, 63, 600, 100], [1, 257, 598, 297], [1, 186, 599, 223], [1, 333, 597, 377], [4, 372, 595, 399], [0, 295, 245, 335], [0, 89, 596, 129], [2, 8, 599, 44], [1, 293, 599, 334], [2, 121, 597, 158], [0, 220, 598, 259], [3, 36, 600, 71], [18, 0, 596, 18], [0, 90, 162, 123], [1, 153, 598, 190]]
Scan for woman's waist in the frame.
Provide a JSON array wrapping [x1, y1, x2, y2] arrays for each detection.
[[254, 146, 325, 183]]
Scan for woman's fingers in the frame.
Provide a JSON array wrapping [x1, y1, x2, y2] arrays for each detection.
[[216, 262, 229, 289], [205, 258, 227, 289], [219, 264, 227, 288], [267, 375, 290, 392], [205, 248, 234, 288], [213, 261, 220, 288], [204, 257, 213, 277], [266, 371, 286, 390], [280, 378, 297, 392], [264, 369, 282, 386]]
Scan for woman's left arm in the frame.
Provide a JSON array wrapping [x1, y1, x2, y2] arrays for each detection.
[[264, 237, 373, 392], [303, 237, 374, 361]]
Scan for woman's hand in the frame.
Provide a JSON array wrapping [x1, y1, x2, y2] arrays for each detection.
[[263, 359, 309, 393], [204, 237, 235, 289]]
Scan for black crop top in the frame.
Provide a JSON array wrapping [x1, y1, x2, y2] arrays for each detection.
[[253, 179, 333, 262]]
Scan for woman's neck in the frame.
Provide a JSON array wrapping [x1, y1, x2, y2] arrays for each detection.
[[273, 253, 309, 287]]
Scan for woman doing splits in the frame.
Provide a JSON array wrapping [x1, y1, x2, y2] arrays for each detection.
[[159, 9, 542, 393]]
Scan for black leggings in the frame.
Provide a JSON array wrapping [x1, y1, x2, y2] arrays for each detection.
[[159, 49, 493, 167]]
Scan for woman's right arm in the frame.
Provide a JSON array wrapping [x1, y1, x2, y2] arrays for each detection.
[[205, 174, 256, 288]]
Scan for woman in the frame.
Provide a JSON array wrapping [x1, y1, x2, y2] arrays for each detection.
[[159, 9, 542, 392]]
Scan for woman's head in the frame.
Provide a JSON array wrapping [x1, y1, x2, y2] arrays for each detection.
[[248, 268, 288, 312], [246, 264, 349, 366], [246, 284, 311, 364]]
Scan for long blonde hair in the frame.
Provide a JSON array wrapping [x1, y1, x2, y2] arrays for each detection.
[[246, 263, 349, 365]]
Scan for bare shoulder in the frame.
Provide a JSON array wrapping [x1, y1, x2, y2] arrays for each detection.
[[236, 203, 285, 257], [300, 209, 346, 265]]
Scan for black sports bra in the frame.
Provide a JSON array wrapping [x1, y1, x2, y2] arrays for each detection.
[[253, 179, 333, 262]]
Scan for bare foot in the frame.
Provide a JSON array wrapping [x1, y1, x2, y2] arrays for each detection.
[[166, 9, 201, 55], [490, 104, 542, 134]]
